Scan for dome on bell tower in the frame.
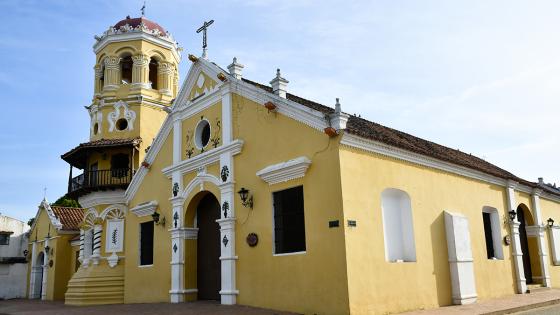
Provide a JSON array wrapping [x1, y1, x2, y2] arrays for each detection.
[[113, 15, 167, 35]]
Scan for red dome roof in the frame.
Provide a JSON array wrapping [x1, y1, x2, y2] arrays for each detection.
[[114, 16, 166, 34]]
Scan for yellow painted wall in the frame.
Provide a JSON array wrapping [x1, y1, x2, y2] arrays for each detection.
[[124, 131, 174, 303], [227, 93, 350, 315], [339, 146, 519, 314]]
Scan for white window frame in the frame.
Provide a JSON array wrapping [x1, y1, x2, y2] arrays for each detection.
[[482, 206, 504, 260]]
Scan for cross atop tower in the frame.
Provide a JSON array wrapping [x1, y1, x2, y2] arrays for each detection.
[[196, 20, 214, 59]]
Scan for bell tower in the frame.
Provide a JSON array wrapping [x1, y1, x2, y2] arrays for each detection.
[[62, 16, 181, 200]]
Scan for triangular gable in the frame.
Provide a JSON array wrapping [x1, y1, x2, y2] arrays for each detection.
[[172, 58, 225, 112], [29, 198, 63, 234]]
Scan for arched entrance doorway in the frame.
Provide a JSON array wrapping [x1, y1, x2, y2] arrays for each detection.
[[32, 251, 44, 299], [517, 204, 542, 285], [196, 193, 221, 300]]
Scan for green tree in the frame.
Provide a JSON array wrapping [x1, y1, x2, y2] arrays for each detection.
[[52, 195, 81, 208]]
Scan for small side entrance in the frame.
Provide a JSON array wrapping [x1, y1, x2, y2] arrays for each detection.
[[32, 252, 44, 299], [196, 193, 221, 300]]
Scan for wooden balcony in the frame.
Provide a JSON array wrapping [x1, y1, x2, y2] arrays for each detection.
[[68, 168, 134, 198]]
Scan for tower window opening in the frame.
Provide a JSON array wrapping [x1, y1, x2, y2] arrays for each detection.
[[121, 56, 133, 84], [149, 58, 158, 90], [93, 123, 99, 135], [100, 64, 105, 88], [116, 118, 128, 131]]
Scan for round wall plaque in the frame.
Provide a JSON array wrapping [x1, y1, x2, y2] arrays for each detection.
[[246, 233, 258, 247], [49, 260, 54, 267], [503, 235, 511, 246]]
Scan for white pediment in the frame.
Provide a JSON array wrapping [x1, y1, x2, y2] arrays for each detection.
[[256, 157, 311, 185], [130, 200, 158, 217]]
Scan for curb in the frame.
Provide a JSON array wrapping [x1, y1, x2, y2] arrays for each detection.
[[483, 298, 560, 315]]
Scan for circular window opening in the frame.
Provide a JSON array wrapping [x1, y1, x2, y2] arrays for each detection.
[[93, 123, 99, 135], [195, 119, 211, 149], [116, 118, 128, 131]]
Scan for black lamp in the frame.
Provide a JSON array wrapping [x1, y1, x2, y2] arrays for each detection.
[[548, 218, 555, 228], [237, 187, 253, 209], [152, 211, 166, 226], [508, 209, 517, 222]]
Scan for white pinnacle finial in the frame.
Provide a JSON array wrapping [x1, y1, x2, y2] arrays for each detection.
[[335, 98, 341, 114]]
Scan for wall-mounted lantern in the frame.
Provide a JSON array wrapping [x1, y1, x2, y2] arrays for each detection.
[[548, 218, 555, 228], [152, 211, 166, 226], [44, 245, 50, 255], [237, 187, 253, 209], [23, 249, 29, 257], [508, 209, 517, 222]]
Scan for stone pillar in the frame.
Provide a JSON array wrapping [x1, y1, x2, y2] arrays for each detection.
[[92, 222, 103, 265], [94, 64, 103, 95], [444, 211, 477, 304], [218, 181, 238, 305], [41, 239, 49, 300], [532, 189, 551, 287], [169, 195, 185, 303], [103, 56, 121, 91], [132, 54, 150, 90], [78, 229, 85, 264], [507, 180, 527, 294], [28, 241, 38, 299], [157, 61, 174, 96]]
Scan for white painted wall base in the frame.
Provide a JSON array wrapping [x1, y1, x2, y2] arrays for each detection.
[[444, 211, 477, 305], [0, 263, 28, 299]]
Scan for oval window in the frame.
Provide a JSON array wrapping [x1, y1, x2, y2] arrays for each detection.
[[116, 118, 128, 131], [93, 123, 99, 135], [195, 119, 211, 149]]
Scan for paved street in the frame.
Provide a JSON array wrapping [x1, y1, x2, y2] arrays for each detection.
[[0, 299, 297, 315], [514, 304, 560, 315]]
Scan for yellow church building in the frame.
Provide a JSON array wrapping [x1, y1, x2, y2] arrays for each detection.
[[26, 14, 560, 315]]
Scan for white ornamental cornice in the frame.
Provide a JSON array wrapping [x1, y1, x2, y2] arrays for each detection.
[[93, 22, 182, 62]]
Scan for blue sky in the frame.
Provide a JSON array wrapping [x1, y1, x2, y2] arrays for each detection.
[[1, 0, 559, 221]]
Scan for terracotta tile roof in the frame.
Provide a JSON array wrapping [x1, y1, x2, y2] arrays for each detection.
[[51, 207, 84, 231], [61, 137, 142, 169], [242, 78, 546, 192]]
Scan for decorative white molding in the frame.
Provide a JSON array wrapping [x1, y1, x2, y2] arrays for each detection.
[[170, 227, 199, 240], [39, 199, 63, 230], [79, 190, 126, 209], [107, 252, 119, 268], [108, 100, 136, 132], [162, 140, 244, 178], [105, 219, 124, 253], [130, 200, 158, 217], [93, 24, 181, 63], [256, 156, 311, 185]]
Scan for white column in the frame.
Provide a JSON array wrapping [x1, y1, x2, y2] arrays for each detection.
[[532, 189, 551, 287], [173, 117, 182, 164], [28, 241, 37, 299], [169, 195, 185, 303], [92, 224, 102, 265], [218, 180, 238, 304], [221, 84, 233, 144], [41, 239, 49, 300], [79, 229, 85, 264], [507, 180, 527, 294]]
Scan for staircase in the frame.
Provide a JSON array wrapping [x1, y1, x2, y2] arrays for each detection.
[[65, 263, 124, 305]]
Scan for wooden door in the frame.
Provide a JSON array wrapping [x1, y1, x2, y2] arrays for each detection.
[[196, 194, 221, 300], [517, 207, 533, 284]]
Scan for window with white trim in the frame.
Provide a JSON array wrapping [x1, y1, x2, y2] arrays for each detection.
[[273, 186, 306, 254], [482, 206, 503, 259], [381, 188, 416, 262], [139, 221, 154, 265]]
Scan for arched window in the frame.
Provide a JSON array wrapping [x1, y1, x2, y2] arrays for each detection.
[[381, 188, 416, 262], [149, 58, 158, 90], [121, 55, 133, 84], [482, 206, 503, 259]]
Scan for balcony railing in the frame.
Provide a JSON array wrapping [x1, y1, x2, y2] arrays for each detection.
[[68, 168, 134, 196]]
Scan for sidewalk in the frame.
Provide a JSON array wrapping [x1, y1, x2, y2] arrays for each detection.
[[401, 289, 560, 315]]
